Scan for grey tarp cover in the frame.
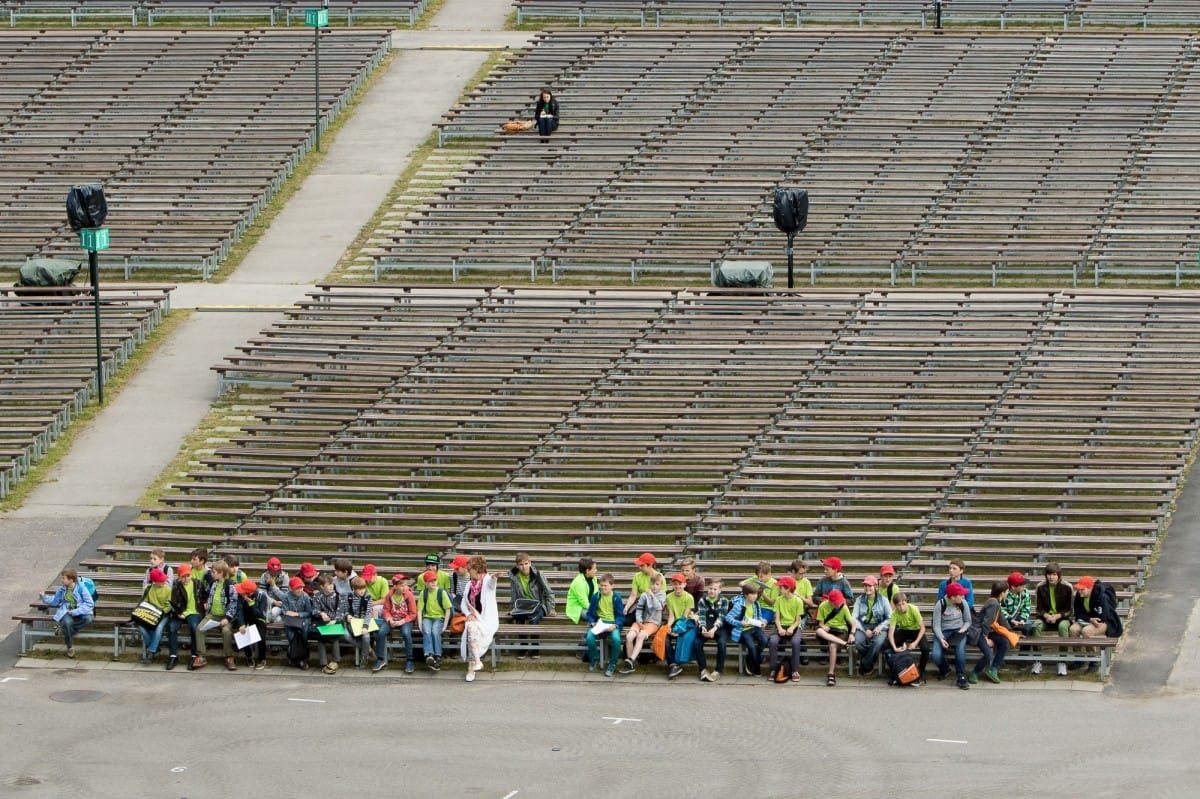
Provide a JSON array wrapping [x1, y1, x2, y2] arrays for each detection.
[[17, 258, 82, 287], [714, 260, 773, 288]]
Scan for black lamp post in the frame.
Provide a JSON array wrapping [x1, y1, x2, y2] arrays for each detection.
[[66, 184, 109, 403], [772, 187, 809, 289]]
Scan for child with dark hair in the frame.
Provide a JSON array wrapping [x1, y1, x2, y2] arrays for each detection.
[[166, 564, 202, 671], [968, 581, 1012, 685], [533, 87, 559, 142], [376, 573, 417, 673], [235, 579, 269, 670], [566, 557, 598, 624]]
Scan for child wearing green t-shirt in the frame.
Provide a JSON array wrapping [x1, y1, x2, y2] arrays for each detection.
[[886, 592, 928, 685], [815, 589, 858, 686], [664, 573, 696, 679], [768, 576, 805, 682], [585, 574, 625, 677]]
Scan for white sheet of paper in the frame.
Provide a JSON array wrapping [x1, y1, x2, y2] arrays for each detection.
[[197, 617, 222, 632], [234, 626, 262, 648], [590, 621, 616, 636]]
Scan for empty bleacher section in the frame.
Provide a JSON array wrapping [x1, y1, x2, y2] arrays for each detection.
[[0, 28, 390, 277], [27, 286, 1198, 656], [512, 0, 1199, 27], [0, 283, 172, 499], [0, 1, 429, 27], [373, 29, 1200, 286]]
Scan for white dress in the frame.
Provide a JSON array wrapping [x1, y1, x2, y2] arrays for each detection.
[[460, 572, 499, 662]]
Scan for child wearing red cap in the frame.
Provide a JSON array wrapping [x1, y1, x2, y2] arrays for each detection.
[[137, 568, 173, 665], [281, 576, 314, 669], [258, 557, 289, 624], [235, 579, 269, 669], [1069, 575, 1122, 673], [625, 552, 661, 616], [932, 581, 973, 689], [142, 548, 175, 592], [376, 574, 417, 673], [814, 588, 858, 686], [166, 564, 201, 671], [665, 573, 696, 680], [418, 570, 453, 671], [813, 557, 854, 608], [768, 576, 804, 682], [361, 564, 389, 611]]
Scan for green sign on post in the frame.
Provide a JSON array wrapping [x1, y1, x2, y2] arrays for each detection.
[[306, 8, 328, 151], [79, 227, 109, 252]]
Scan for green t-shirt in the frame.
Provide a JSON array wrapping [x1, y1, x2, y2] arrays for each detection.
[[892, 602, 922, 631], [794, 577, 814, 601], [419, 586, 452, 618], [775, 593, 804, 628], [818, 600, 851, 632], [597, 593, 616, 623], [366, 576, 389, 603], [632, 570, 659, 598], [744, 576, 779, 607], [518, 572, 532, 598], [182, 580, 198, 617], [210, 580, 226, 617], [665, 591, 694, 623]]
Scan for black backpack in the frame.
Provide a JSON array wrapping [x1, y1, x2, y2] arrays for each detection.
[[1100, 582, 1123, 637]]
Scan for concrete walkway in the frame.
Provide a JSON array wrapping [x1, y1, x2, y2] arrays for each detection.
[[0, 0, 526, 640]]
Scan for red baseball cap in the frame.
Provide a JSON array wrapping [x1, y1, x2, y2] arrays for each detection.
[[288, 577, 304, 590], [422, 570, 439, 583], [449, 555, 469, 570], [391, 573, 408, 583], [635, 552, 657, 567], [879, 564, 895, 575], [822, 557, 842, 571], [266, 557, 282, 572], [148, 568, 167, 584], [299, 563, 317, 578], [235, 579, 257, 596], [945, 582, 969, 597], [827, 589, 845, 606], [1076, 576, 1095, 591], [777, 576, 796, 591], [1007, 571, 1025, 588], [361, 564, 377, 580], [669, 573, 687, 583]]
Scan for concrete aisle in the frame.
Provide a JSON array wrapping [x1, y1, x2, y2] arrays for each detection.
[[0, 0, 526, 643]]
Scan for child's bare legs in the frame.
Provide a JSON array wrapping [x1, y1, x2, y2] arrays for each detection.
[[626, 626, 648, 661]]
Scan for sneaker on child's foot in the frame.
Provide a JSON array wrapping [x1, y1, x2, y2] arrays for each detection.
[[1031, 661, 1043, 675], [605, 665, 615, 677], [372, 660, 387, 673], [618, 658, 635, 674], [405, 661, 414, 674], [967, 672, 979, 684], [668, 664, 683, 680], [254, 660, 266, 671], [709, 671, 721, 682], [425, 654, 436, 669], [431, 657, 442, 672], [1057, 662, 1068, 677], [700, 669, 711, 682], [985, 668, 1001, 684]]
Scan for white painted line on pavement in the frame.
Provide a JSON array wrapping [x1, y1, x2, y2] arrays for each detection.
[[926, 738, 968, 745], [287, 698, 326, 704], [502, 791, 519, 799], [0, 677, 29, 683], [602, 717, 642, 725]]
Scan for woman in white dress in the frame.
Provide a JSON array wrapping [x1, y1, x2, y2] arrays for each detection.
[[460, 555, 499, 682]]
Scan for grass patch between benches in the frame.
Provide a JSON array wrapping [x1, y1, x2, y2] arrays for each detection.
[[0, 308, 192, 512]]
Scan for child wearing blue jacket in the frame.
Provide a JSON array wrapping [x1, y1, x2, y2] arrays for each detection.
[[585, 574, 625, 677], [41, 568, 94, 658]]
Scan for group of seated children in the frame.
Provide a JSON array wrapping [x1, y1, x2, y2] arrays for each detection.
[[41, 549, 1121, 685], [561, 553, 1123, 688]]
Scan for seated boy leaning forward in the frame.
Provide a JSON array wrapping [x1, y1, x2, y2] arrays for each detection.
[[41, 568, 95, 658], [585, 573, 625, 677], [725, 582, 768, 677], [621, 572, 665, 673], [814, 589, 858, 686], [885, 592, 929, 685], [692, 578, 728, 683], [1069, 575, 1123, 674]]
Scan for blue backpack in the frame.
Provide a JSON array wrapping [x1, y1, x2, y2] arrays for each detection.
[[80, 577, 98, 601]]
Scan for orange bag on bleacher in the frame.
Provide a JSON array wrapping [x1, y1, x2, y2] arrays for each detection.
[[651, 624, 669, 661]]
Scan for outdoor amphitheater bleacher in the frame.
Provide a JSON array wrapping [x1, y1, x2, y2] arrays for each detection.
[[0, 1, 429, 27], [375, 29, 1200, 286], [0, 27, 390, 277], [0, 283, 173, 500], [22, 286, 1194, 660], [511, 0, 1199, 27]]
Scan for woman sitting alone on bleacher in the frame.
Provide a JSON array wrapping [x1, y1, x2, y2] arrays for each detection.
[[461, 555, 499, 683], [534, 88, 559, 143]]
